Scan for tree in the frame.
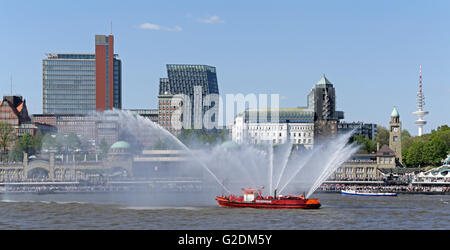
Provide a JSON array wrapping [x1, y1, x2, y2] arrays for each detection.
[[19, 133, 33, 154], [376, 125, 389, 147], [42, 133, 57, 152], [8, 141, 23, 162], [402, 125, 450, 167], [66, 133, 81, 151], [404, 140, 425, 167], [99, 138, 109, 157], [0, 122, 15, 162], [423, 137, 448, 166], [351, 135, 377, 153], [31, 131, 43, 153]]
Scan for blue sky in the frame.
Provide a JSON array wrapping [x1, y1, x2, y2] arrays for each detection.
[[1, 0, 449, 135]]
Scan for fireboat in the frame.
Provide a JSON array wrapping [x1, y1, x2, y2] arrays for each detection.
[[216, 188, 321, 209]]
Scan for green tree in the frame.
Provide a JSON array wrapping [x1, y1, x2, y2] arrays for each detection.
[[423, 137, 448, 166], [19, 133, 33, 154], [0, 122, 15, 162], [66, 133, 81, 151], [376, 125, 389, 147], [99, 138, 109, 157], [31, 131, 44, 153], [402, 125, 450, 167], [42, 133, 57, 151], [351, 135, 377, 153], [405, 140, 425, 167], [8, 142, 23, 162]]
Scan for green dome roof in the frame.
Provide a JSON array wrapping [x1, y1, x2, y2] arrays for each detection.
[[110, 141, 131, 149], [221, 141, 239, 149], [391, 107, 399, 117]]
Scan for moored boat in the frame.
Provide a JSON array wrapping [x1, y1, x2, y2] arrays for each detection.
[[216, 188, 321, 209], [341, 189, 397, 197]]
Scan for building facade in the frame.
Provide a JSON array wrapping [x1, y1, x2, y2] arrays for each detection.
[[332, 145, 397, 180], [0, 96, 55, 139], [126, 109, 159, 124], [338, 122, 378, 140], [158, 64, 220, 132], [307, 75, 344, 141], [331, 109, 402, 180], [32, 114, 119, 146], [232, 108, 315, 148], [43, 35, 121, 115]]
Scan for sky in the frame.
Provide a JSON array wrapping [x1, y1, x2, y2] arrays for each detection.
[[1, 0, 449, 135]]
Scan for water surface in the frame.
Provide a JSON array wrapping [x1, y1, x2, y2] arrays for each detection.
[[0, 193, 448, 230]]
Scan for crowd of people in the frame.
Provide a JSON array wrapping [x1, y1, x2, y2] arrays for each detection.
[[318, 184, 450, 193]]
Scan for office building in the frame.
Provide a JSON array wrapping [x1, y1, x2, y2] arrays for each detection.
[[307, 75, 344, 140], [158, 64, 220, 132], [43, 35, 121, 115]]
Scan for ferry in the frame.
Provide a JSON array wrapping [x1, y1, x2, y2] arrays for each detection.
[[341, 189, 397, 197], [216, 188, 321, 209]]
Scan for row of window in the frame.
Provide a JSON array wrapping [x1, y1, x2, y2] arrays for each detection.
[[44, 75, 96, 80], [44, 85, 95, 90], [44, 70, 95, 75], [44, 65, 95, 70], [336, 167, 376, 173], [44, 89, 96, 94], [249, 125, 313, 131]]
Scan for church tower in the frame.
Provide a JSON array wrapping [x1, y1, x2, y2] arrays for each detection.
[[389, 107, 402, 164]]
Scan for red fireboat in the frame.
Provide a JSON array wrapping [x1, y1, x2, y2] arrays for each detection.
[[216, 188, 321, 209]]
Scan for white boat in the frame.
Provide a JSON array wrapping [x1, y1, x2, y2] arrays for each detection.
[[341, 189, 397, 197]]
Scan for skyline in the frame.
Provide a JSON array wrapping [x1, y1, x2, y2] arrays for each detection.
[[1, 0, 449, 135]]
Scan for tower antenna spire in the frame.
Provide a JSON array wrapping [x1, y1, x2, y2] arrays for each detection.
[[413, 64, 429, 136]]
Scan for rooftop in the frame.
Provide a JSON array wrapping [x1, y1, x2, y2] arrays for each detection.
[[315, 75, 334, 87], [391, 107, 400, 117]]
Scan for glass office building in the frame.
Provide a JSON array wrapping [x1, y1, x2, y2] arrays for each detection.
[[165, 64, 219, 96], [43, 53, 96, 114], [158, 64, 220, 131], [43, 35, 121, 115]]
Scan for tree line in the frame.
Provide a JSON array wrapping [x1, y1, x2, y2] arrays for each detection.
[[350, 125, 449, 168]]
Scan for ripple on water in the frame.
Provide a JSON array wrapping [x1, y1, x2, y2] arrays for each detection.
[[0, 193, 449, 229]]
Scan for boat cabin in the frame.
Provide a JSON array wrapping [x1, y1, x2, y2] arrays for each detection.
[[242, 188, 260, 202]]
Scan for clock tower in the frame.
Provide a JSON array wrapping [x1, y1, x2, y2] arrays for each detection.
[[389, 107, 402, 164]]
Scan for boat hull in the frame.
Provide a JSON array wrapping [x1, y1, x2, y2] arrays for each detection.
[[341, 191, 397, 197], [216, 196, 321, 209]]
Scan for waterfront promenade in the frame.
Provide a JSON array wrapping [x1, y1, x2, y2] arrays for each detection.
[[1, 178, 450, 195]]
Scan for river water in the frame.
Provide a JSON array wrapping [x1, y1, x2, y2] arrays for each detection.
[[0, 192, 449, 230]]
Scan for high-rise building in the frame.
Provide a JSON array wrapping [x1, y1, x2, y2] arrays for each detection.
[[158, 64, 219, 132], [307, 75, 344, 140], [389, 107, 402, 164], [43, 35, 121, 115]]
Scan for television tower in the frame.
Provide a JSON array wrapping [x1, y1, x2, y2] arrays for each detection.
[[412, 65, 429, 136]]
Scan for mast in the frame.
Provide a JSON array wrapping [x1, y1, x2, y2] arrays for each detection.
[[412, 65, 429, 136]]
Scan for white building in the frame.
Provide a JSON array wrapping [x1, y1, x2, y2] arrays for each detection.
[[232, 108, 315, 149]]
